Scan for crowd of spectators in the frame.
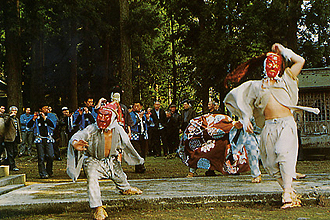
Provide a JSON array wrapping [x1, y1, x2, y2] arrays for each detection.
[[0, 95, 222, 177]]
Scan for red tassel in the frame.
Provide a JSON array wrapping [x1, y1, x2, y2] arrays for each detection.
[[224, 54, 266, 88]]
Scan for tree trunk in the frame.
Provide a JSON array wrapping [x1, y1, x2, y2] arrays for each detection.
[[69, 22, 78, 110], [119, 0, 133, 106], [30, 37, 45, 111], [196, 0, 208, 111], [286, 0, 302, 51], [100, 37, 110, 98], [170, 12, 178, 106], [4, 0, 23, 111], [201, 83, 209, 113]]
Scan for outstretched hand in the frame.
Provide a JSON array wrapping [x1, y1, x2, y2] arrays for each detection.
[[246, 121, 254, 134], [72, 140, 89, 151]]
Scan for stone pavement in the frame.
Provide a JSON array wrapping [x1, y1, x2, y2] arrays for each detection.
[[0, 173, 330, 218]]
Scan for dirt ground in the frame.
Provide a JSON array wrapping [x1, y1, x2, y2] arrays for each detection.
[[12, 151, 330, 184]]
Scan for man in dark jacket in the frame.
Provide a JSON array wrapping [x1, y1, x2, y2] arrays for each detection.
[[150, 101, 168, 157], [181, 100, 196, 132], [3, 106, 21, 171], [166, 104, 181, 154]]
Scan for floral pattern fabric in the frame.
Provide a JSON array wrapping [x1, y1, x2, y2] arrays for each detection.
[[177, 114, 250, 175]]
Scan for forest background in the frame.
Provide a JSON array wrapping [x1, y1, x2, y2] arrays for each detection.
[[0, 0, 329, 114]]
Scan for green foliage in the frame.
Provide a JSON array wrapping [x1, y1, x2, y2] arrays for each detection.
[[299, 0, 330, 67], [0, 0, 329, 111]]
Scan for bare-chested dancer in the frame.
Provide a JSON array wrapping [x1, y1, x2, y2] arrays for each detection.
[[224, 43, 319, 209], [67, 101, 144, 220]]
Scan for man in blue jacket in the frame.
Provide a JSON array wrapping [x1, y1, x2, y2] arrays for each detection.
[[19, 107, 34, 157], [73, 97, 97, 131], [130, 101, 152, 173], [27, 104, 56, 179]]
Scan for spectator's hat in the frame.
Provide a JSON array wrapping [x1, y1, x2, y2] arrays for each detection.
[[111, 92, 121, 102], [62, 106, 69, 111]]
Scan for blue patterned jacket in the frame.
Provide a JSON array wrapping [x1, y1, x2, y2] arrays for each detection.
[[130, 111, 153, 140]]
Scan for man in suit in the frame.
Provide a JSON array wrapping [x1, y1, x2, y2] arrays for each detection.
[[150, 101, 168, 157], [59, 107, 77, 151]]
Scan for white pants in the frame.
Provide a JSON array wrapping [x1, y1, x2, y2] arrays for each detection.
[[84, 156, 131, 208], [260, 116, 298, 191]]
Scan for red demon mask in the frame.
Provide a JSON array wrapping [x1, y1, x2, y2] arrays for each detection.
[[97, 102, 118, 130], [264, 52, 283, 79]]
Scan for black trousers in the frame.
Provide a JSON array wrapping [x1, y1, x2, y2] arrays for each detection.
[[148, 127, 157, 156], [167, 129, 180, 154], [131, 138, 147, 173], [4, 137, 19, 169], [131, 139, 148, 159], [150, 128, 168, 156]]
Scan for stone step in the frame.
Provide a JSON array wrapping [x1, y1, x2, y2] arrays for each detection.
[[0, 174, 26, 187], [0, 184, 25, 196], [0, 165, 9, 177]]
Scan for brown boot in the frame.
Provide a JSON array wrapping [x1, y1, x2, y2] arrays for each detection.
[[120, 187, 143, 195], [93, 206, 108, 220]]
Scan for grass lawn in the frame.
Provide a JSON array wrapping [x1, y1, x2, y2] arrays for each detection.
[[14, 153, 330, 183], [12, 204, 330, 220]]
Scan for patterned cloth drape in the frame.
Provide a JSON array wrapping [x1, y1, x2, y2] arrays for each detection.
[[177, 114, 250, 175]]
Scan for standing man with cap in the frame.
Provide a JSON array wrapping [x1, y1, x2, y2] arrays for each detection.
[[3, 106, 21, 171]]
